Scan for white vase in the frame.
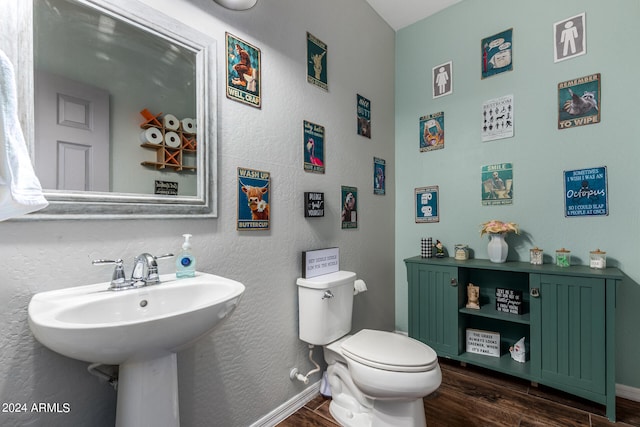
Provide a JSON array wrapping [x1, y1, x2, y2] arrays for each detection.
[[487, 233, 508, 263]]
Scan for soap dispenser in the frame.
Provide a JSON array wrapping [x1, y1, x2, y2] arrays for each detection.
[[176, 234, 196, 278]]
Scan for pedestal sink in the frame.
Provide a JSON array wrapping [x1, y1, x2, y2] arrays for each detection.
[[28, 272, 245, 427]]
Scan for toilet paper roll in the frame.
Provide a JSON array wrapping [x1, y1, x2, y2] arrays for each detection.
[[353, 279, 368, 295], [139, 127, 163, 145], [163, 114, 180, 131], [164, 131, 181, 148], [181, 118, 196, 134]]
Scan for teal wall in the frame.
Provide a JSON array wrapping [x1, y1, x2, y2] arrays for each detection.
[[395, 0, 640, 388]]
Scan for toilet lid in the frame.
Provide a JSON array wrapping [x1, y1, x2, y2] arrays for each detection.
[[340, 329, 438, 373]]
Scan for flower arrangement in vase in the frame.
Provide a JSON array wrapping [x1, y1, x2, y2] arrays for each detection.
[[480, 220, 519, 263]]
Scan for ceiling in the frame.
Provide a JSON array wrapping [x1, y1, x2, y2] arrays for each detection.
[[365, 0, 462, 31]]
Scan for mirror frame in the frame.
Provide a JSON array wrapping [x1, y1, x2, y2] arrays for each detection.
[[12, 0, 217, 219]]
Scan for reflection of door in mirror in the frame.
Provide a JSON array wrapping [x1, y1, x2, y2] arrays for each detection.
[[35, 71, 110, 192], [33, 0, 198, 197]]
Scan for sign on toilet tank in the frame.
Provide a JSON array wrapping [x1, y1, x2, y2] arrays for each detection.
[[302, 247, 339, 278]]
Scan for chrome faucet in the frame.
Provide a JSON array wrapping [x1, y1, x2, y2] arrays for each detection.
[[93, 253, 173, 291]]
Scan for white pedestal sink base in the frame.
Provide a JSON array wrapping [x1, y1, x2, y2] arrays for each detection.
[[116, 354, 180, 427]]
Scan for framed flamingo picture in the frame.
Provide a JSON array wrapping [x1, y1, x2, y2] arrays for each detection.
[[303, 120, 325, 173]]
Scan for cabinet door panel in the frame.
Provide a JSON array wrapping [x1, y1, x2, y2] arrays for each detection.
[[407, 263, 458, 356], [539, 275, 605, 394]]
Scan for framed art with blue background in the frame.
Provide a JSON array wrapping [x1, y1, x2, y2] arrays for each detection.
[[415, 186, 439, 223], [564, 166, 608, 217]]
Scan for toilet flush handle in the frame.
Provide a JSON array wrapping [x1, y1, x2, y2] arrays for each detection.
[[322, 290, 334, 300]]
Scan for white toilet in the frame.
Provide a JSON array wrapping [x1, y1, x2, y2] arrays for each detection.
[[296, 271, 441, 427]]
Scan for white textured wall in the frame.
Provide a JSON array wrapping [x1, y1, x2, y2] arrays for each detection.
[[0, 1, 395, 426]]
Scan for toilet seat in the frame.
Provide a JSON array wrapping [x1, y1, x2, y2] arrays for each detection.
[[341, 329, 438, 373]]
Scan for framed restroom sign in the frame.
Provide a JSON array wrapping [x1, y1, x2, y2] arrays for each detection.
[[415, 186, 439, 223], [226, 33, 261, 108], [564, 166, 608, 217]]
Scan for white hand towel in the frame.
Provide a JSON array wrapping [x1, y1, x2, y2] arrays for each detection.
[[0, 49, 48, 220]]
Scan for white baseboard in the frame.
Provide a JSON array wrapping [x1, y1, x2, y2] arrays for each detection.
[[617, 383, 640, 402], [249, 380, 321, 427]]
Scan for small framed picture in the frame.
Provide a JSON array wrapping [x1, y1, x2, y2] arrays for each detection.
[[226, 33, 261, 108], [419, 112, 445, 152], [373, 157, 385, 195], [340, 186, 357, 229], [303, 120, 325, 173], [481, 163, 513, 206], [307, 32, 328, 91], [357, 94, 371, 138], [432, 61, 452, 98], [554, 13, 586, 63], [415, 186, 439, 223], [237, 167, 270, 230], [558, 73, 600, 129], [564, 166, 608, 217], [481, 28, 513, 79]]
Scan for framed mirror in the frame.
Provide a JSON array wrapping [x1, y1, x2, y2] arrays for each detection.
[[11, 0, 217, 218]]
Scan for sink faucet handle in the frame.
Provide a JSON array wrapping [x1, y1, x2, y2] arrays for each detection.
[[154, 253, 174, 261], [92, 258, 127, 288]]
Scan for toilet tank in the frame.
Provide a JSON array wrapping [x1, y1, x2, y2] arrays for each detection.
[[296, 271, 355, 345]]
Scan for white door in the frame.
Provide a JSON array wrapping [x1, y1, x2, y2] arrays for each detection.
[[34, 71, 110, 192]]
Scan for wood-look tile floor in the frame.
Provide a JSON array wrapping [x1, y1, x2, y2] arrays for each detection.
[[277, 358, 640, 427]]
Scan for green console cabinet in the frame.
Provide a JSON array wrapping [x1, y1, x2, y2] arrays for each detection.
[[405, 256, 622, 422]]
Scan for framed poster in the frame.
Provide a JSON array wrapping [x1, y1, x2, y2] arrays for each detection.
[[564, 166, 608, 217], [415, 186, 439, 223], [482, 163, 513, 205], [226, 33, 261, 108], [340, 186, 357, 229], [303, 120, 325, 173], [554, 13, 586, 63], [481, 28, 513, 79], [237, 167, 270, 230], [432, 61, 453, 98], [373, 157, 386, 195], [307, 32, 328, 91], [482, 95, 514, 142], [357, 94, 371, 138], [419, 112, 445, 152], [558, 73, 600, 129]]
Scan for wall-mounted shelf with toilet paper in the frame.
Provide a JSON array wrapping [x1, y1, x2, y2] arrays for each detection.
[[404, 256, 623, 422], [139, 109, 197, 172]]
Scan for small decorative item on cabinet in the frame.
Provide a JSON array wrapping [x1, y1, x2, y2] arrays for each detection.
[[454, 244, 469, 260], [465, 283, 480, 309], [139, 109, 197, 172], [529, 247, 543, 265], [434, 240, 445, 258], [555, 248, 571, 267], [420, 237, 433, 258], [465, 328, 500, 358], [509, 337, 526, 363], [590, 249, 607, 269], [480, 220, 519, 263], [495, 288, 523, 315]]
